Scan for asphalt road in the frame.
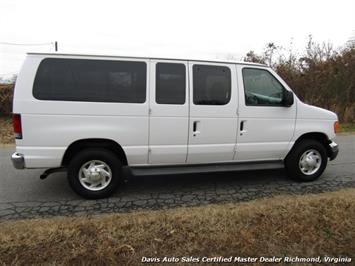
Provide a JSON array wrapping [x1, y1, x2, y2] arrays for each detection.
[[0, 134, 354, 220]]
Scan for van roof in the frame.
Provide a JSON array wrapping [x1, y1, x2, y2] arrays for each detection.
[[27, 52, 267, 67]]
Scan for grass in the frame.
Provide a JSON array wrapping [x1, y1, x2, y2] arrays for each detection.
[[0, 189, 354, 265], [0, 115, 13, 144], [341, 122, 355, 133]]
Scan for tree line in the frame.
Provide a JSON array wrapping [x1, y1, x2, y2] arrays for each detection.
[[244, 36, 354, 123]]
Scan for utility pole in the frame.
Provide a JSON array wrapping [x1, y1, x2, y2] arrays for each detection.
[[54, 41, 58, 52]]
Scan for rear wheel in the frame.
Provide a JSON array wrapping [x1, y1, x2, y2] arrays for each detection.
[[67, 148, 121, 199], [285, 139, 327, 182]]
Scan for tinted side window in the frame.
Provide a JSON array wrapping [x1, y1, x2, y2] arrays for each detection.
[[156, 63, 186, 104], [193, 65, 231, 105], [242, 68, 284, 106], [33, 58, 146, 103]]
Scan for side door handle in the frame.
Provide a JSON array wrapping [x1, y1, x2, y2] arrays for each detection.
[[193, 121, 200, 137], [240, 120, 247, 135]]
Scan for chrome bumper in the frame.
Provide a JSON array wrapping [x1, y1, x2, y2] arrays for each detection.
[[11, 152, 25, 169], [329, 141, 339, 161]]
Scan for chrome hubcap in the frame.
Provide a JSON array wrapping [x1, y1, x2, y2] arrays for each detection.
[[299, 149, 322, 175], [79, 160, 112, 191]]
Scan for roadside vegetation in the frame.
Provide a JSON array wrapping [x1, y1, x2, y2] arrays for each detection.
[[0, 115, 12, 144], [244, 37, 354, 124], [0, 189, 354, 265], [341, 122, 355, 133]]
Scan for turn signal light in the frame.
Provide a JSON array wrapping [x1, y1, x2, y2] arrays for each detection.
[[334, 121, 340, 134]]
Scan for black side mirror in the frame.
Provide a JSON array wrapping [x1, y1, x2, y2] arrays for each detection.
[[283, 90, 294, 107]]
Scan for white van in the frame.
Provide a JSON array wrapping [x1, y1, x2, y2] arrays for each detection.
[[11, 53, 339, 198]]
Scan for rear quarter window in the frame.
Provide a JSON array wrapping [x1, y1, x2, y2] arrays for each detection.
[[33, 58, 147, 103]]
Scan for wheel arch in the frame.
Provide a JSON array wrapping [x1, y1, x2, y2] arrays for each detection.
[[287, 132, 332, 159], [61, 138, 128, 167]]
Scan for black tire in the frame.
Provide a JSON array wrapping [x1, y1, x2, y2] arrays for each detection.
[[67, 148, 121, 199], [285, 139, 328, 182]]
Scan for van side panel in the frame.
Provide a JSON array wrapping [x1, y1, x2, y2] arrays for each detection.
[[13, 55, 150, 168]]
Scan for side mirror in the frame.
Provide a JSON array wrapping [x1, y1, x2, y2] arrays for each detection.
[[283, 90, 294, 107]]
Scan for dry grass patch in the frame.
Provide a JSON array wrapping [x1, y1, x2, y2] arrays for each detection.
[[0, 189, 354, 265], [0, 115, 13, 144]]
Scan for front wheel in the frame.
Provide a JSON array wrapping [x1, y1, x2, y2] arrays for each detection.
[[285, 139, 328, 182], [67, 148, 121, 199]]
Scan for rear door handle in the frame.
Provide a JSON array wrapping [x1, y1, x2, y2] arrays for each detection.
[[240, 120, 247, 135], [193, 121, 200, 136]]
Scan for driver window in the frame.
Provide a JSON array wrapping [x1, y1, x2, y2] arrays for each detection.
[[242, 68, 285, 106]]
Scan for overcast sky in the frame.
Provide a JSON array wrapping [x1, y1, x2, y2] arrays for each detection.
[[1, 0, 354, 75]]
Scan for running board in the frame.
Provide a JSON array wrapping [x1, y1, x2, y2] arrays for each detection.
[[124, 161, 284, 177]]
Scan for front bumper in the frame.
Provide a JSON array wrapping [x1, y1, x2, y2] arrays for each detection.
[[11, 152, 25, 169], [328, 141, 339, 161]]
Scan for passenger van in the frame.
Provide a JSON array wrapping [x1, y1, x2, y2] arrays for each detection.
[[11, 53, 339, 198]]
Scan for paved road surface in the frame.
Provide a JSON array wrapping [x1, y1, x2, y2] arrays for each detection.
[[0, 135, 354, 220]]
